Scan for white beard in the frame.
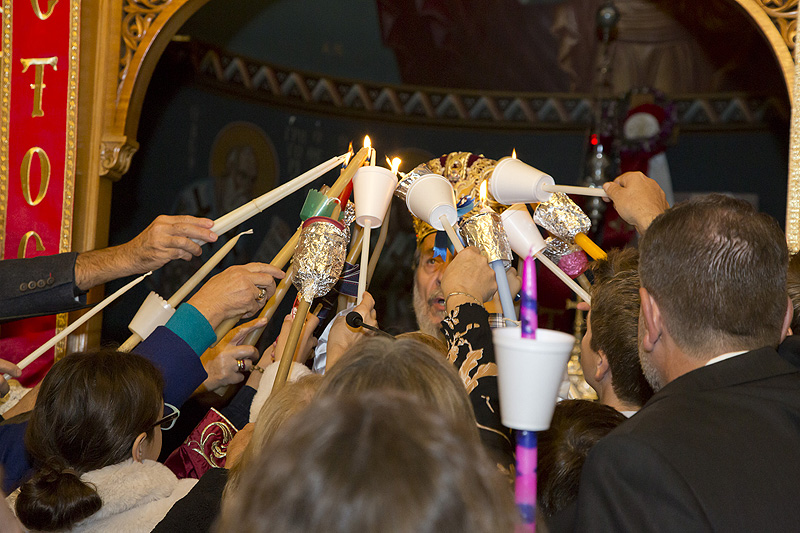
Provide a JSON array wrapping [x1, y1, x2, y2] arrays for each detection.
[[413, 282, 446, 343]]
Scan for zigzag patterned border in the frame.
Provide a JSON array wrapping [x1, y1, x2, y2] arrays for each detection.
[[182, 42, 786, 131]]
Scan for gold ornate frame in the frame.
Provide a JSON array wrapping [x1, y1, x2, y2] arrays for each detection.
[[76, 0, 800, 258]]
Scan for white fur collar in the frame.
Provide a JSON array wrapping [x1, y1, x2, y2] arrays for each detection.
[[8, 459, 196, 533]]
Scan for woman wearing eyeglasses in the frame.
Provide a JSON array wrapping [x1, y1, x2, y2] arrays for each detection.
[[6, 349, 195, 532]]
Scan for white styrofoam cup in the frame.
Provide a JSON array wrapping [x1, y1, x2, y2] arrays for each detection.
[[353, 166, 398, 228], [493, 326, 574, 431], [489, 157, 555, 204], [500, 203, 547, 257], [405, 173, 458, 230]]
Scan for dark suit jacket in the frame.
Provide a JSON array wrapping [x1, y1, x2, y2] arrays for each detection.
[[152, 468, 228, 533], [0, 252, 86, 322], [572, 347, 800, 532], [778, 334, 800, 367]]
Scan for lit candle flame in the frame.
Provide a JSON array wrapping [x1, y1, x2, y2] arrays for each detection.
[[511, 149, 517, 159], [364, 135, 372, 149], [390, 157, 402, 175], [479, 180, 488, 206], [343, 151, 352, 166]]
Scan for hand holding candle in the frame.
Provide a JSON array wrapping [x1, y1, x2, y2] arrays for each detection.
[[274, 217, 348, 392], [459, 182, 516, 322], [120, 230, 254, 352], [440, 247, 497, 312], [213, 146, 369, 344]]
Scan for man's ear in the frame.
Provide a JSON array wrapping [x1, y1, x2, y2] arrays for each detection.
[[595, 350, 610, 382], [131, 432, 147, 463], [639, 287, 663, 352], [781, 297, 794, 342]]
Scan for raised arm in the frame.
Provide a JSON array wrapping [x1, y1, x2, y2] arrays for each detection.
[[603, 172, 669, 234], [75, 215, 219, 290], [440, 247, 513, 471]]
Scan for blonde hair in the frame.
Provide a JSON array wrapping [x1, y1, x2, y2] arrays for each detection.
[[317, 337, 477, 430], [396, 331, 448, 356], [225, 374, 322, 497]]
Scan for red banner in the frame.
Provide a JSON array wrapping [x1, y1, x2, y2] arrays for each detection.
[[0, 0, 80, 385]]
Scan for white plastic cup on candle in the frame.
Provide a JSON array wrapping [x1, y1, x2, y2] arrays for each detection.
[[489, 157, 555, 204], [405, 174, 458, 230], [353, 166, 398, 228], [128, 291, 176, 339], [493, 327, 574, 431], [501, 203, 547, 257]]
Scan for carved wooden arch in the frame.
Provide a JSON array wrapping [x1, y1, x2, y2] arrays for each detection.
[[729, 1, 795, 97], [106, 0, 800, 242], [99, 0, 211, 180]]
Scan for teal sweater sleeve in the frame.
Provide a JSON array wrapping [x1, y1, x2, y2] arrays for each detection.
[[164, 303, 217, 356]]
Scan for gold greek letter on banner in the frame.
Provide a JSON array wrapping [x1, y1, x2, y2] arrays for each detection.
[[20, 147, 51, 206], [17, 231, 46, 258], [30, 0, 59, 20], [20, 57, 58, 117]]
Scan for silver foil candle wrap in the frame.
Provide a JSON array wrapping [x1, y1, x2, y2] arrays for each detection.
[[543, 236, 571, 264], [394, 163, 438, 201], [340, 201, 356, 242], [533, 192, 592, 242], [543, 238, 588, 278], [341, 201, 356, 227], [292, 218, 348, 303], [458, 211, 513, 267]]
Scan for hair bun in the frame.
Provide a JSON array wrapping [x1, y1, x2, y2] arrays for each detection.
[[15, 464, 102, 531]]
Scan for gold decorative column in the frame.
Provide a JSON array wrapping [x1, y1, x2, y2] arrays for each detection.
[[788, 4, 800, 251]]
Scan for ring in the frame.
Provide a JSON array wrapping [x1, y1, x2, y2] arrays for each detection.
[[256, 288, 267, 302], [236, 359, 247, 373]]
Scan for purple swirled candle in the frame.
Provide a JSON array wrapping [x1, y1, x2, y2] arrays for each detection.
[[521, 253, 538, 339], [515, 430, 537, 532]]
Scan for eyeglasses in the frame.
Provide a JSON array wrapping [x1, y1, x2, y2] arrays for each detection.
[[150, 403, 180, 431]]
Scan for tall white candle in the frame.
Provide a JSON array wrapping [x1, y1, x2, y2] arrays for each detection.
[[201, 153, 348, 241], [8, 272, 152, 376], [440, 215, 465, 252], [541, 183, 609, 198], [169, 230, 252, 306]]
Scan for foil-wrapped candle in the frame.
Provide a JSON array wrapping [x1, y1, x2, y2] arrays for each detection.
[[521, 253, 538, 340], [544, 236, 588, 279], [534, 192, 607, 261], [459, 210, 516, 322], [292, 217, 348, 303]]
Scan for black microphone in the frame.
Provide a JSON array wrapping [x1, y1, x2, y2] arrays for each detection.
[[346, 311, 395, 339]]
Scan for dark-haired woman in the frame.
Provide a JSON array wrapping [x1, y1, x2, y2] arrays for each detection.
[[6, 350, 196, 532]]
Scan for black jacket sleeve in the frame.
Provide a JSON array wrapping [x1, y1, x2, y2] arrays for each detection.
[[441, 302, 514, 473], [0, 252, 87, 322]]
